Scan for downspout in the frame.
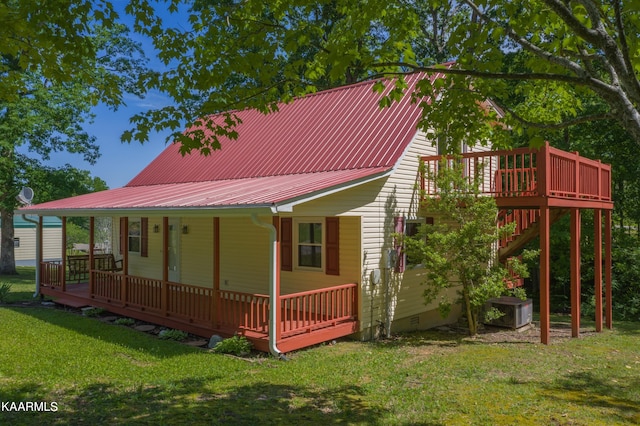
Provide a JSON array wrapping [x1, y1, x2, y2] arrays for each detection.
[[250, 213, 286, 359], [21, 215, 41, 298]]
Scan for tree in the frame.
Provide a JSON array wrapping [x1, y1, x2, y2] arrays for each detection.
[[125, 1, 640, 153], [1, 6, 148, 275], [404, 159, 532, 335]]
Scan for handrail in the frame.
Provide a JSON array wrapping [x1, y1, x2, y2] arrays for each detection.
[[420, 142, 612, 202], [217, 283, 358, 337]]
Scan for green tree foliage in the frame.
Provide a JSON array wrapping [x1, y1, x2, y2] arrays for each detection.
[[125, 1, 640, 154], [1, 3, 148, 275], [124, 0, 468, 152], [404, 159, 533, 335]]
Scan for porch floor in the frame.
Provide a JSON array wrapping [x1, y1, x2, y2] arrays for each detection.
[[40, 284, 358, 354]]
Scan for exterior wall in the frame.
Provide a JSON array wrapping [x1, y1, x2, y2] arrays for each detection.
[[180, 217, 214, 287], [6, 216, 62, 262], [113, 216, 214, 286], [278, 215, 361, 294], [219, 216, 270, 294], [292, 131, 493, 338], [13, 226, 62, 261]]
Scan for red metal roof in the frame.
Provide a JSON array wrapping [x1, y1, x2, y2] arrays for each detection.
[[21, 168, 390, 213], [127, 72, 441, 186], [22, 71, 446, 214]]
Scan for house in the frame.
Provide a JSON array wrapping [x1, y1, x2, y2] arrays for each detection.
[[1, 215, 62, 266], [19, 72, 614, 354]]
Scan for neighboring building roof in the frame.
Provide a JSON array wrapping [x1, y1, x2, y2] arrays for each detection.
[[4, 215, 62, 228], [20, 70, 446, 215]]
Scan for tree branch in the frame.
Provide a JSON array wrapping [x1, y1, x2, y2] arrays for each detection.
[[371, 61, 591, 85], [499, 102, 614, 130]]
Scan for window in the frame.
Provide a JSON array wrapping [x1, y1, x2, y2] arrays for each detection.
[[280, 217, 339, 275], [405, 217, 434, 268], [297, 221, 323, 268], [128, 220, 141, 253]]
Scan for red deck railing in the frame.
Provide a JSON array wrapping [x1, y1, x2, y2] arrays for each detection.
[[280, 283, 357, 337], [216, 283, 358, 337], [40, 261, 64, 289], [40, 265, 357, 342], [420, 142, 612, 202]]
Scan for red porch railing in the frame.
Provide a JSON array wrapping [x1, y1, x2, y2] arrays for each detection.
[[40, 261, 63, 289], [40, 265, 358, 348], [217, 283, 358, 337], [90, 271, 213, 323], [280, 283, 358, 337], [420, 142, 612, 202], [217, 290, 270, 333]]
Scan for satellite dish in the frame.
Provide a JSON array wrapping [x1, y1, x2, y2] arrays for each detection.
[[16, 187, 34, 205]]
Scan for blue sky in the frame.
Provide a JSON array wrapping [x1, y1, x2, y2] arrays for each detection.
[[42, 2, 187, 189]]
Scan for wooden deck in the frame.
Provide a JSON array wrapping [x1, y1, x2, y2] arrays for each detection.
[[420, 142, 614, 345], [420, 142, 613, 209], [39, 264, 358, 353]]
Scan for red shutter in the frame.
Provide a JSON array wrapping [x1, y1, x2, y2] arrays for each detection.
[[119, 217, 126, 255], [281, 218, 292, 271], [326, 217, 340, 276], [140, 217, 149, 257], [394, 216, 405, 273]]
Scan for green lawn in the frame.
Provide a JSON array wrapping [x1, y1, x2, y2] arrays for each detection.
[[1, 268, 639, 425]]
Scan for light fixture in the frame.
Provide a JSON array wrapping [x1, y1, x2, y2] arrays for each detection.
[[153, 224, 160, 233], [182, 225, 189, 234]]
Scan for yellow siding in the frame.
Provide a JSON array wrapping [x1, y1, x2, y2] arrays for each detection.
[[219, 216, 271, 293], [279, 216, 361, 294], [180, 217, 214, 287], [290, 130, 469, 336]]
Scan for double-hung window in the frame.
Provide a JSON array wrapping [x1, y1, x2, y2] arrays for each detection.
[[128, 219, 141, 253], [297, 221, 323, 269]]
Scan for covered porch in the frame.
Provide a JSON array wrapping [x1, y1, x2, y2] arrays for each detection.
[[420, 141, 614, 344], [33, 215, 359, 354]]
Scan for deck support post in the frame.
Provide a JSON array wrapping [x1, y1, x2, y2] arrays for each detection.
[[594, 209, 602, 332], [570, 208, 581, 338], [539, 206, 550, 345], [604, 209, 613, 329]]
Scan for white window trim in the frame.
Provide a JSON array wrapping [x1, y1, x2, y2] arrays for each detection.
[[293, 217, 325, 272]]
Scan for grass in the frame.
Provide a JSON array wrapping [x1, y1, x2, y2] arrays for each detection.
[[1, 268, 639, 424], [0, 267, 38, 303]]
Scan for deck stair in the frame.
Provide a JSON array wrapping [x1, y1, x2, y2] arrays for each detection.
[[497, 208, 569, 262]]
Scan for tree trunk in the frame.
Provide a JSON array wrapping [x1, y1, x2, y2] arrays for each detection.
[[463, 285, 477, 335], [0, 208, 17, 275]]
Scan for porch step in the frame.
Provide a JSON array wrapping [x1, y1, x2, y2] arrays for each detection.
[[49, 296, 91, 308]]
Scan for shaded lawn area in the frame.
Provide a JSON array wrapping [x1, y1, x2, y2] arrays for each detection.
[[1, 269, 639, 424]]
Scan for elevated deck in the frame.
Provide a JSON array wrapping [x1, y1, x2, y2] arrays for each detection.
[[420, 142, 613, 210], [420, 142, 613, 345]]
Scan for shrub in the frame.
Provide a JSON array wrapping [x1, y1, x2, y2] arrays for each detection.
[[114, 318, 135, 326], [0, 282, 12, 303], [158, 329, 188, 341], [211, 335, 253, 356], [82, 307, 105, 317]]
